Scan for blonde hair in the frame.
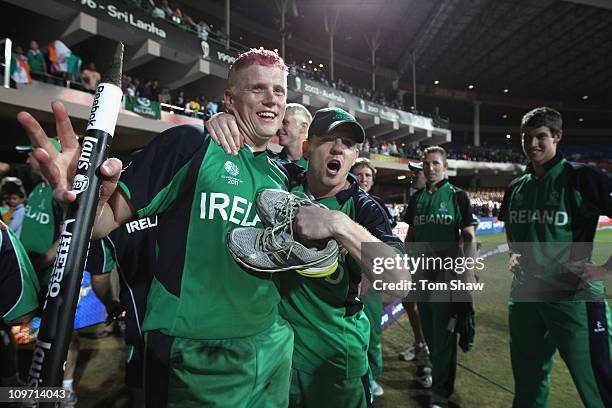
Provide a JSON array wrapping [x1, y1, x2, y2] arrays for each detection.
[[285, 103, 312, 127], [423, 146, 448, 163]]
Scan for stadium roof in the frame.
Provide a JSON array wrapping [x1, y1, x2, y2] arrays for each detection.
[[196, 0, 612, 108]]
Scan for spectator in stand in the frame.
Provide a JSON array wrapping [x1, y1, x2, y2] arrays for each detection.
[[151, 2, 166, 19], [1, 181, 26, 237], [66, 51, 82, 83], [121, 74, 131, 95], [389, 204, 399, 223], [27, 41, 46, 80], [371, 136, 380, 153], [171, 7, 183, 25], [137, 79, 153, 100], [171, 7, 186, 28], [206, 98, 219, 115], [160, 0, 172, 18], [185, 98, 201, 117], [47, 40, 71, 78], [361, 138, 371, 156], [379, 142, 389, 156], [198, 96, 208, 117], [127, 78, 138, 102], [389, 141, 400, 157], [158, 87, 172, 104], [174, 90, 186, 108], [181, 10, 196, 28], [139, 0, 158, 14], [10, 46, 31, 85], [197, 20, 210, 41], [81, 62, 101, 91], [150, 80, 160, 102]]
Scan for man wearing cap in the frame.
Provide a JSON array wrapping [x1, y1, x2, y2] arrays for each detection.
[[408, 161, 427, 195], [16, 138, 64, 286], [208, 106, 409, 407]]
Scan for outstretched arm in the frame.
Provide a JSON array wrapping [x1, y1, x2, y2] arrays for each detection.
[[17, 101, 134, 238]]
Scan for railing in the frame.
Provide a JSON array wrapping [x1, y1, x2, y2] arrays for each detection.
[[1, 38, 12, 88]]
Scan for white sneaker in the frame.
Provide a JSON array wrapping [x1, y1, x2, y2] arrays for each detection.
[[430, 394, 448, 408], [399, 342, 429, 361], [417, 374, 432, 389], [370, 380, 384, 397]]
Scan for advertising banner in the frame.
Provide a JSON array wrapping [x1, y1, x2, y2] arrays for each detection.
[[125, 97, 161, 119]]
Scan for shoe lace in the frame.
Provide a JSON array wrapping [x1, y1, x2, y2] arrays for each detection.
[[273, 194, 309, 225], [260, 223, 296, 260], [259, 194, 309, 260]]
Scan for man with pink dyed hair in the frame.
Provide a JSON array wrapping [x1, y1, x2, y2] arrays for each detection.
[[17, 49, 293, 406]]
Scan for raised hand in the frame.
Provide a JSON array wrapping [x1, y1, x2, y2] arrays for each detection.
[[16, 101, 122, 209]]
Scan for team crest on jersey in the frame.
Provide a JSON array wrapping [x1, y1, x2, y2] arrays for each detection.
[[416, 202, 424, 210], [545, 191, 560, 206], [38, 198, 46, 210], [439, 202, 448, 212], [222, 161, 243, 186], [224, 161, 239, 176]]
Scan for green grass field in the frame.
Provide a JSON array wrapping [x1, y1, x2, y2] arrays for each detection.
[[375, 229, 612, 408]]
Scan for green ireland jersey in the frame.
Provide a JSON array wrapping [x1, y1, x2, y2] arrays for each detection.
[[499, 154, 612, 298], [278, 150, 308, 170], [118, 125, 290, 339], [404, 179, 478, 243], [27, 50, 45, 74], [21, 183, 59, 255], [20, 182, 62, 285], [279, 176, 402, 378], [1, 227, 40, 322]]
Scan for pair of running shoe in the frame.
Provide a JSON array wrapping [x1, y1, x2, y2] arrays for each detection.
[[228, 189, 339, 277]]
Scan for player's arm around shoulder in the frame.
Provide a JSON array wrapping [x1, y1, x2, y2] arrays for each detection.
[[101, 124, 209, 239]]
